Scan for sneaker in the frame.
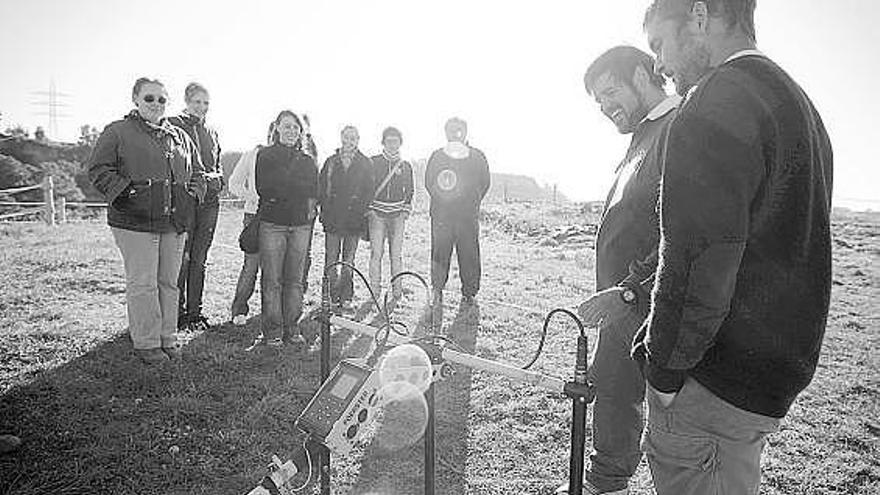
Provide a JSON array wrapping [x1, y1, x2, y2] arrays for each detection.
[[177, 314, 189, 331], [554, 481, 628, 495], [0, 435, 21, 454], [135, 348, 170, 365], [232, 314, 247, 326], [188, 314, 212, 331]]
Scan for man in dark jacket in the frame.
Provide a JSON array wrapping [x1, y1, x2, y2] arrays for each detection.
[[634, 1, 833, 493], [557, 46, 679, 495], [426, 117, 490, 320], [319, 126, 374, 310], [168, 82, 222, 331]]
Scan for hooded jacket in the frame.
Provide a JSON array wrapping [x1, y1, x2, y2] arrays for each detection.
[[168, 113, 222, 204], [88, 111, 206, 233]]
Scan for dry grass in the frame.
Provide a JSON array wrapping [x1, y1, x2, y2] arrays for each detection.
[[0, 205, 878, 494]]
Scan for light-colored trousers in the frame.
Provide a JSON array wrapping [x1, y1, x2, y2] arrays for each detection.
[[368, 211, 407, 298], [111, 227, 186, 350], [643, 377, 780, 495]]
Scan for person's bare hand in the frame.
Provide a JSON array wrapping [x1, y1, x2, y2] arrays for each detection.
[[577, 287, 630, 327]]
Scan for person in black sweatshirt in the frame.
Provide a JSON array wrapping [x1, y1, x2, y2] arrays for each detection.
[[254, 110, 318, 348], [318, 125, 374, 311], [556, 46, 680, 495], [168, 82, 223, 332], [634, 2, 833, 494], [425, 117, 490, 319]]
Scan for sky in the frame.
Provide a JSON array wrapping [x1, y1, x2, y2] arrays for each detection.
[[1, 0, 878, 206]]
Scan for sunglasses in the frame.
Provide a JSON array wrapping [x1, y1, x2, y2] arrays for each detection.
[[143, 95, 167, 104]]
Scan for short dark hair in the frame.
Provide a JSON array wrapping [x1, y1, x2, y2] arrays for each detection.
[[131, 77, 163, 100], [584, 46, 665, 95], [271, 110, 302, 144], [644, 0, 757, 42], [382, 126, 402, 143], [184, 82, 208, 102]]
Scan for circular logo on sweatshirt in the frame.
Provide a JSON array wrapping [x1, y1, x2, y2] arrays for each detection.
[[437, 169, 458, 192]]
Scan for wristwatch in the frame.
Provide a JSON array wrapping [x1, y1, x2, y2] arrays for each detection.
[[619, 286, 638, 305]]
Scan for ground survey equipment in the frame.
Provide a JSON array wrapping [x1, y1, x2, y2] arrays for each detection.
[[245, 264, 595, 495]]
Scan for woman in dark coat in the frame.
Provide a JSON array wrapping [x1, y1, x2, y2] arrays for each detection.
[[88, 77, 206, 364], [254, 110, 319, 347]]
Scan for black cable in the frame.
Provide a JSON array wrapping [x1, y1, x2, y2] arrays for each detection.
[[520, 307, 585, 370], [375, 271, 430, 350], [320, 264, 431, 364]]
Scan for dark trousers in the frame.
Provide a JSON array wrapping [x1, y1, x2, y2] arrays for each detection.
[[587, 306, 647, 491], [324, 233, 359, 303], [178, 200, 220, 319], [430, 215, 481, 297], [231, 213, 260, 317]]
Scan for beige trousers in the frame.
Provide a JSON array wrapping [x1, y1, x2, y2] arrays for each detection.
[[643, 377, 780, 495], [112, 227, 186, 350]]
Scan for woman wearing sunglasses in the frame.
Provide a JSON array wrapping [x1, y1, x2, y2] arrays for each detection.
[[88, 77, 206, 365], [252, 110, 319, 348]]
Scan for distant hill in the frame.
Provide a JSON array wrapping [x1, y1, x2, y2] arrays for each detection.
[[0, 134, 98, 201], [0, 135, 92, 165]]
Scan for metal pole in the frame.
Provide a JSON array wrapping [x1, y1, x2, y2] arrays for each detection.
[[424, 382, 436, 495], [567, 334, 590, 494]]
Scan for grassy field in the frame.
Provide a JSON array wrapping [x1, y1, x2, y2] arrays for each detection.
[[0, 204, 878, 494]]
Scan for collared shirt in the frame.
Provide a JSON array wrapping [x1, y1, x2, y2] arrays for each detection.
[[613, 95, 682, 204], [723, 48, 765, 64], [641, 94, 683, 124], [596, 95, 680, 290], [684, 49, 767, 103]]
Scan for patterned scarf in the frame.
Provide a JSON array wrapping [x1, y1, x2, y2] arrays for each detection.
[[382, 149, 401, 164], [340, 147, 356, 169], [126, 110, 182, 146]]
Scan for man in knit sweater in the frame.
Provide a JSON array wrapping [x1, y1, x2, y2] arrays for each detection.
[[634, 1, 833, 493], [557, 46, 680, 495], [425, 117, 490, 320]]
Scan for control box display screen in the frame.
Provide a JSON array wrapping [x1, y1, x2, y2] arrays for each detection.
[[330, 373, 358, 399]]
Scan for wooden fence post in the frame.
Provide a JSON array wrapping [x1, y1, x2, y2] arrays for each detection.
[[43, 176, 55, 226], [58, 196, 67, 223]]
